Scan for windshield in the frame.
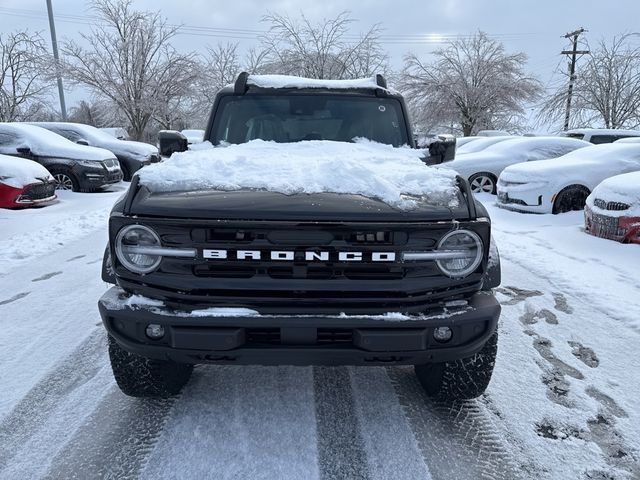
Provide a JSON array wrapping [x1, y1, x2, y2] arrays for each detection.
[[212, 95, 409, 147], [456, 136, 513, 154]]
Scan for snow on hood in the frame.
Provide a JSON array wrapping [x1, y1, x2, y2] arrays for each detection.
[[246, 74, 395, 92], [586, 171, 640, 217], [136, 139, 460, 210], [0, 154, 53, 188], [501, 143, 640, 184], [3, 124, 115, 161]]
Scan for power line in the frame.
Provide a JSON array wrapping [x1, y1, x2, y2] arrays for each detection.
[[0, 6, 542, 44]]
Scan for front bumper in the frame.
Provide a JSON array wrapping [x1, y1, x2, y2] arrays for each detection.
[[496, 187, 551, 213], [76, 166, 123, 189], [99, 287, 501, 366], [585, 206, 640, 243]]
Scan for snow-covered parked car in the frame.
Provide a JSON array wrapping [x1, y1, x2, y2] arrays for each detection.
[[455, 136, 482, 150], [497, 143, 640, 214], [0, 123, 122, 191], [441, 136, 590, 194], [561, 128, 640, 144], [0, 154, 56, 208], [31, 122, 160, 181], [181, 129, 205, 145], [584, 172, 640, 243]]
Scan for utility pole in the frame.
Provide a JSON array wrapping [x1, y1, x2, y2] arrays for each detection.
[[46, 0, 67, 121], [561, 28, 589, 131]]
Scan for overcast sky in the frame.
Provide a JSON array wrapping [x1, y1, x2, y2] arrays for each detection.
[[2, 0, 640, 126]]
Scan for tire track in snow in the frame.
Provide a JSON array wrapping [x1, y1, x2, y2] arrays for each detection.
[[43, 390, 176, 480], [387, 366, 523, 480], [0, 329, 106, 472], [313, 367, 370, 480]]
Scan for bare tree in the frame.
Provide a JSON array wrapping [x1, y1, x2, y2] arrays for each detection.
[[540, 35, 640, 130], [0, 31, 52, 122], [401, 32, 542, 136], [256, 12, 389, 79], [62, 0, 197, 140]]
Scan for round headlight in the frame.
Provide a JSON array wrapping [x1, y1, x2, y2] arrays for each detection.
[[436, 229, 483, 278], [115, 225, 162, 274]]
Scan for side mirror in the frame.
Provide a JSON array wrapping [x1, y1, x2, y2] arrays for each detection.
[[158, 130, 188, 157], [76, 139, 89, 146], [16, 146, 31, 155]]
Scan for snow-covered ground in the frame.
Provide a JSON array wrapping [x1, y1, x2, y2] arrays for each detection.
[[0, 186, 638, 479]]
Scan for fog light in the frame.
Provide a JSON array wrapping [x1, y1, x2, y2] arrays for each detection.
[[433, 326, 452, 343], [146, 323, 165, 339]]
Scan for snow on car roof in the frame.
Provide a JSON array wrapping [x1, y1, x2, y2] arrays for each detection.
[[246, 74, 392, 91], [137, 139, 460, 210], [30, 122, 120, 143], [0, 153, 53, 188], [0, 123, 115, 161], [614, 137, 640, 144], [587, 171, 640, 217], [479, 136, 589, 155]]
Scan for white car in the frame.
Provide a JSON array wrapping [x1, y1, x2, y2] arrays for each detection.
[[561, 128, 640, 144], [181, 129, 205, 145], [455, 136, 515, 155], [441, 136, 590, 194], [455, 136, 483, 150], [497, 143, 640, 214]]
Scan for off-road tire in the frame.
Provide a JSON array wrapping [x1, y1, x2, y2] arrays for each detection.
[[414, 331, 498, 401], [108, 334, 193, 398], [552, 185, 590, 214], [468, 172, 497, 194]]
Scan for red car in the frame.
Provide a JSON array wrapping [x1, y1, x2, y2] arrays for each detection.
[[585, 172, 640, 244], [0, 154, 57, 208]]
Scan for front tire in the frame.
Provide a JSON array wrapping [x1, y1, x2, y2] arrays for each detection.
[[552, 185, 590, 214], [469, 172, 497, 194], [108, 335, 193, 398], [49, 168, 79, 191], [414, 331, 498, 401]]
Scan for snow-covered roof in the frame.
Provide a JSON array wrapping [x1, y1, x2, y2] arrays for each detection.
[[246, 74, 390, 91], [587, 171, 640, 217], [456, 136, 514, 154], [0, 153, 53, 188], [0, 123, 116, 161], [614, 137, 640, 144], [137, 139, 459, 210]]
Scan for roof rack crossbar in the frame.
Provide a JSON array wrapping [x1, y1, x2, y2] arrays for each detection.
[[234, 71, 249, 95]]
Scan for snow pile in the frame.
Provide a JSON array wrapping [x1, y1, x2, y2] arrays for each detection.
[[0, 154, 53, 188], [586, 171, 640, 217], [246, 74, 391, 91], [137, 139, 460, 209]]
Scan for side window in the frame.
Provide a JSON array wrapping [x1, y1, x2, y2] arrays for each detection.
[[590, 135, 614, 144], [527, 143, 580, 160], [49, 128, 80, 142], [0, 132, 22, 153]]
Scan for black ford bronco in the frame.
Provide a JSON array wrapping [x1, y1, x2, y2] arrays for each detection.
[[99, 73, 501, 400]]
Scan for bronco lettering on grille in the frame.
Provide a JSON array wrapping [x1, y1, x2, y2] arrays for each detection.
[[202, 249, 396, 262]]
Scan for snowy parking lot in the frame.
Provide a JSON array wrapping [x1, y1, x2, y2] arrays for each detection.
[[0, 187, 639, 479]]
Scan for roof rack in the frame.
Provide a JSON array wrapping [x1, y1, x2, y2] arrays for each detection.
[[234, 71, 249, 95]]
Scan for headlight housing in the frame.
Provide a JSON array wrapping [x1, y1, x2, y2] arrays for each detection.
[[435, 229, 483, 278], [115, 225, 162, 274]]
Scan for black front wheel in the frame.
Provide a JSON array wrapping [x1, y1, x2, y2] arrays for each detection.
[[108, 335, 193, 398], [552, 185, 590, 214], [49, 168, 79, 192], [468, 172, 497, 194], [414, 331, 498, 401]]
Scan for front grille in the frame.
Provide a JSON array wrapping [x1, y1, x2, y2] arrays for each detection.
[[114, 218, 489, 313], [594, 198, 630, 211], [588, 212, 625, 238], [17, 181, 56, 202]]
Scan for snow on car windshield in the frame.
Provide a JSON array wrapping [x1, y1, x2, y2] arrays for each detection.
[[479, 137, 590, 160], [0, 124, 113, 161], [137, 139, 460, 209]]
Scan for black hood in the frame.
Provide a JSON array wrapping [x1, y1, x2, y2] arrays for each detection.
[[125, 187, 471, 222]]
